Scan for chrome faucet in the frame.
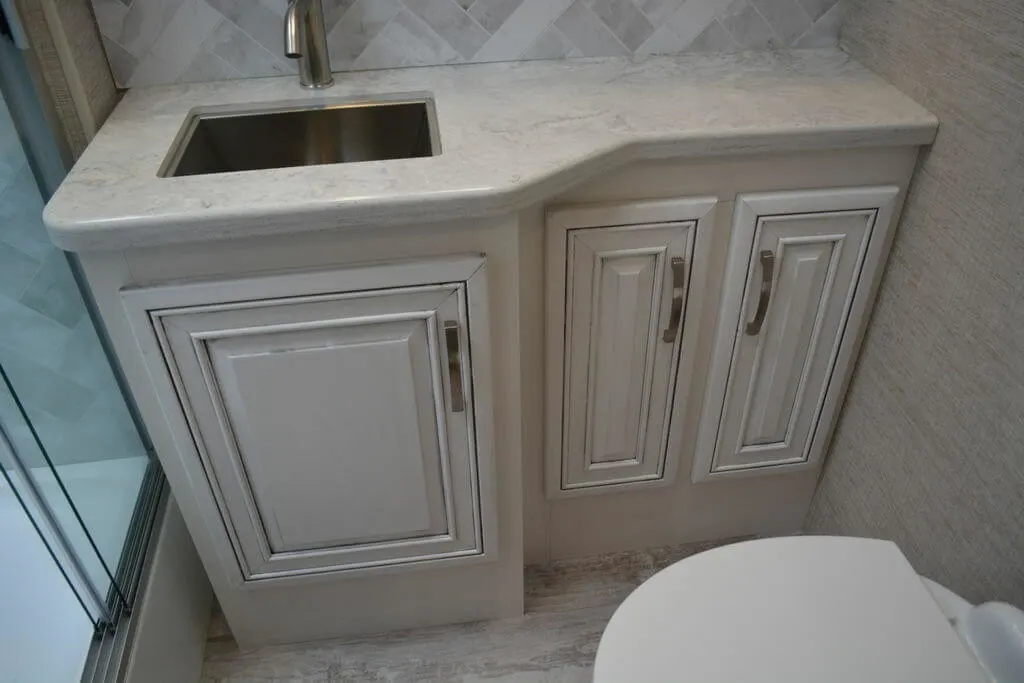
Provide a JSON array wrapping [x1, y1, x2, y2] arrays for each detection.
[[284, 0, 334, 89]]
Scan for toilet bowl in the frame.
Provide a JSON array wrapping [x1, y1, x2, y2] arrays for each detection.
[[594, 536, 1024, 683]]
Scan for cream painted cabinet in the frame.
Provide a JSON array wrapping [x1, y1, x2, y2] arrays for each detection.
[[546, 198, 717, 496], [122, 256, 497, 582], [693, 187, 899, 480]]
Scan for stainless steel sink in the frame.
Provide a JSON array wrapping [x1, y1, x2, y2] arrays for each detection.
[[160, 97, 440, 177]]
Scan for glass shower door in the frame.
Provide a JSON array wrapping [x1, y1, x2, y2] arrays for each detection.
[[0, 6, 165, 680], [0, 53, 161, 616]]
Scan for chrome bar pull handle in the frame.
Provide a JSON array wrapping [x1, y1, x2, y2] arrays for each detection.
[[745, 250, 775, 336], [662, 257, 686, 343], [444, 320, 465, 413]]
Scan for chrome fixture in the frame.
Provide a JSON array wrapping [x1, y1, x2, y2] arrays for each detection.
[[661, 257, 686, 344], [444, 321, 465, 413], [284, 0, 334, 89], [745, 250, 775, 336]]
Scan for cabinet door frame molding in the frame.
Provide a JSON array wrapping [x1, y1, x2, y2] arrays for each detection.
[[545, 197, 718, 498], [121, 255, 499, 586], [693, 186, 899, 481]]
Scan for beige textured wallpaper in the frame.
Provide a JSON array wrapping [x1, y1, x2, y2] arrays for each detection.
[[807, 0, 1024, 605], [15, 0, 118, 157]]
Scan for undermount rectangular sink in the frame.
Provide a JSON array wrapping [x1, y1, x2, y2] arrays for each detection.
[[160, 97, 440, 178]]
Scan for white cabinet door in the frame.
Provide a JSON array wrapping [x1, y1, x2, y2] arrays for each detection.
[[694, 187, 899, 480], [122, 256, 496, 581], [547, 198, 717, 496]]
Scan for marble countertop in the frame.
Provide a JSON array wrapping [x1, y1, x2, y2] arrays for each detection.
[[44, 49, 936, 252]]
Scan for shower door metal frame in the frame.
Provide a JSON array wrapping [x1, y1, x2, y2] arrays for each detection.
[[0, 415, 111, 628]]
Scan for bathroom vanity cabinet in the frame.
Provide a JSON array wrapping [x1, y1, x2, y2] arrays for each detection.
[[89, 218, 529, 647], [544, 198, 713, 496], [693, 187, 898, 480], [80, 151, 915, 646], [545, 186, 898, 496], [43, 50, 936, 648], [121, 257, 497, 581]]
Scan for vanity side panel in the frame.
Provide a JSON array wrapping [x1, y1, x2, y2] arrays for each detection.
[[79, 215, 525, 646], [525, 147, 921, 561], [518, 205, 550, 565]]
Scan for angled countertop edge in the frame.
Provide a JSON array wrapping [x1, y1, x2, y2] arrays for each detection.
[[43, 49, 939, 253]]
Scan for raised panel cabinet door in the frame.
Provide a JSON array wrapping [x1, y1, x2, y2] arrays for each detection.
[[121, 257, 497, 582], [546, 198, 717, 496], [694, 187, 899, 480]]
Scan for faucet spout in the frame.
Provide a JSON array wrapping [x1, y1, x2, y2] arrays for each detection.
[[284, 0, 306, 58], [283, 0, 334, 89]]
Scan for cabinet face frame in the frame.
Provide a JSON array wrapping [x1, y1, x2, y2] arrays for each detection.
[[121, 255, 499, 585], [545, 197, 718, 498], [692, 187, 899, 482]]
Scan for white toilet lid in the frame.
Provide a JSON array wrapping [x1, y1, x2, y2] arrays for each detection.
[[593, 536, 989, 683]]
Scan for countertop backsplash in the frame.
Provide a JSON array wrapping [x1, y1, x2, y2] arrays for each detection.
[[92, 0, 841, 88]]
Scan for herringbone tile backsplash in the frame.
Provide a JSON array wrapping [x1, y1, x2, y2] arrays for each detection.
[[94, 0, 840, 87]]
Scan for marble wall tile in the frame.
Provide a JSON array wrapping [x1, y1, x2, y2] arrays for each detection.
[[92, 0, 841, 87], [0, 295, 75, 365], [554, 1, 630, 58], [793, 1, 840, 48], [0, 99, 24, 190], [472, 0, 576, 62], [325, 0, 403, 68], [0, 92, 146, 467], [587, 0, 656, 51], [635, 0, 686, 25], [688, 19, 739, 51], [717, 0, 777, 49], [18, 251, 87, 329], [204, 0, 283, 49], [467, 0, 522, 33], [143, 0, 223, 78], [404, 0, 491, 59], [384, 9, 463, 65], [665, 0, 734, 46], [521, 24, 581, 60], [101, 36, 139, 82], [797, 0, 836, 21], [0, 171, 49, 262], [633, 23, 683, 55], [751, 0, 811, 43], [2, 349, 95, 422], [0, 241, 40, 300], [201, 20, 295, 78], [109, 0, 186, 59]]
